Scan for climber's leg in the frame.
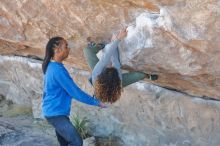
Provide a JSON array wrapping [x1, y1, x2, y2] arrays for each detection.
[[83, 39, 105, 70], [122, 72, 147, 87], [122, 72, 158, 87]]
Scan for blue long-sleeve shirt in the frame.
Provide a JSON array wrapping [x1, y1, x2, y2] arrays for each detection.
[[42, 61, 100, 117]]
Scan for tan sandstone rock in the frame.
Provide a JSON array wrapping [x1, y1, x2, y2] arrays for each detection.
[[0, 0, 220, 99], [1, 56, 220, 146]]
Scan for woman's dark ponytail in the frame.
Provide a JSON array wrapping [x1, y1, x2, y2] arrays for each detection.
[[42, 36, 64, 74]]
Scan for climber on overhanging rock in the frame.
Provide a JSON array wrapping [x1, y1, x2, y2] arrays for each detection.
[[83, 28, 158, 103]]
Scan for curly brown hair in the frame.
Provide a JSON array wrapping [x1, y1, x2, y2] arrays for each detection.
[[94, 67, 122, 103]]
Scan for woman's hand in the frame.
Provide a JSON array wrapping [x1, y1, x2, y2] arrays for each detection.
[[99, 102, 108, 108]]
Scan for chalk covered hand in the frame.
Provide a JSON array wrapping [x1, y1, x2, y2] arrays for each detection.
[[111, 28, 128, 41]]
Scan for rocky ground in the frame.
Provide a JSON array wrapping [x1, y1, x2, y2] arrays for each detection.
[[0, 95, 58, 146], [0, 95, 122, 146]]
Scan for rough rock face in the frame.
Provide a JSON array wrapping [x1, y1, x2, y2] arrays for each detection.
[[1, 0, 220, 145], [119, 1, 220, 99], [0, 117, 56, 146], [1, 56, 220, 146], [0, 0, 220, 99], [0, 56, 42, 118]]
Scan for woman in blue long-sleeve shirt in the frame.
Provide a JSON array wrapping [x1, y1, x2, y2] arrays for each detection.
[[42, 37, 105, 146]]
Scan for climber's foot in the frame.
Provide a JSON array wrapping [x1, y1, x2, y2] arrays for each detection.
[[87, 37, 106, 50], [87, 37, 96, 48], [146, 74, 158, 80], [96, 42, 106, 50]]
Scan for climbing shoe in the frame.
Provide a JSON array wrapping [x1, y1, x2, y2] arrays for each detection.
[[96, 42, 106, 50], [87, 37, 106, 50], [146, 74, 158, 80]]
